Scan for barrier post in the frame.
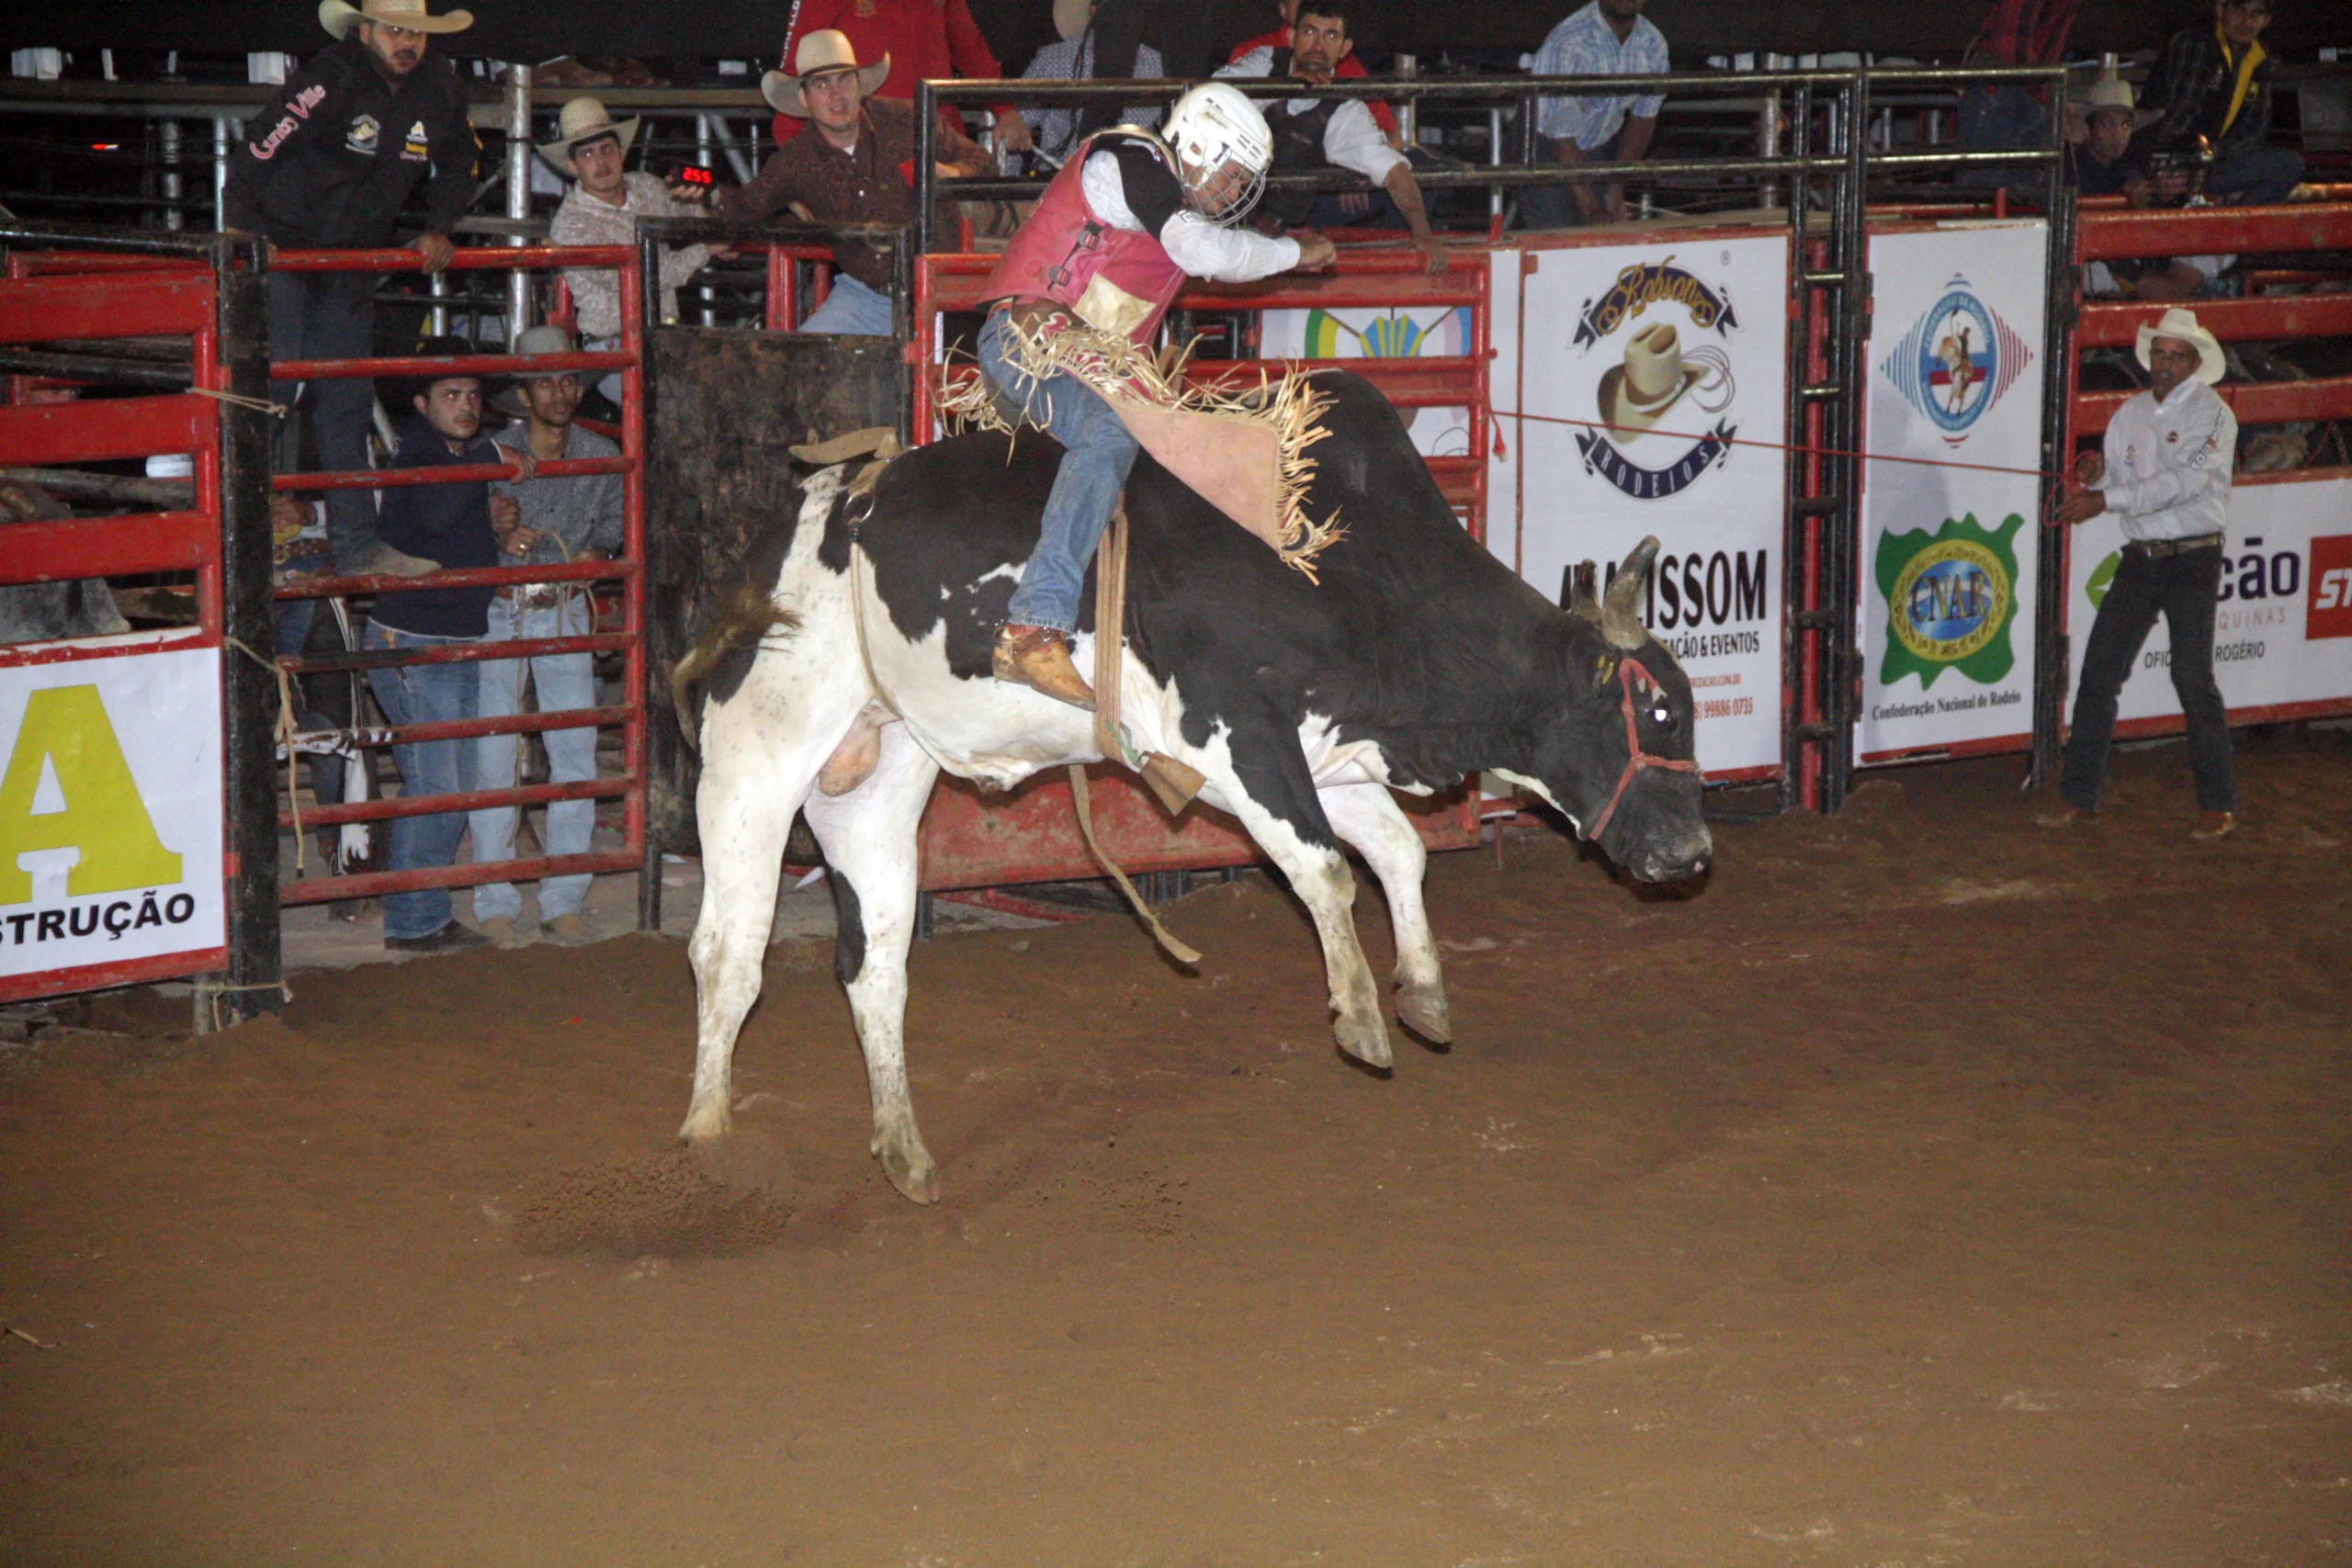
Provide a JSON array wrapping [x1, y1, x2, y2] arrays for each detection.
[[211, 238, 284, 1023]]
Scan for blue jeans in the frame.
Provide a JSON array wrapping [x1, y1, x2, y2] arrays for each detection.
[[363, 620, 481, 940], [469, 594, 599, 922], [980, 307, 1140, 634], [2061, 542, 2235, 814], [2208, 146, 2304, 207], [799, 273, 896, 336]]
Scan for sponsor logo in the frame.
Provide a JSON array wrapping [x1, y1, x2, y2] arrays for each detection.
[[2088, 535, 2310, 615], [1602, 547, 1770, 661], [1300, 307, 1472, 446], [1876, 274, 2033, 445], [2312, 534, 2352, 639], [1874, 512, 2022, 688], [1569, 254, 1743, 502], [248, 83, 328, 162], [402, 118, 430, 160], [345, 113, 380, 155]]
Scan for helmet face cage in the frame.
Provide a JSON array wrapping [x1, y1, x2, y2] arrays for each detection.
[[1164, 84, 1272, 226]]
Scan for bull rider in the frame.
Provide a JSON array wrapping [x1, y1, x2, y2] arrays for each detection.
[[980, 83, 1337, 708]]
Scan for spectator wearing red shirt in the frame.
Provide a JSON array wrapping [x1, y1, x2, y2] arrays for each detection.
[[1228, 0, 1397, 142], [771, 0, 1032, 154]]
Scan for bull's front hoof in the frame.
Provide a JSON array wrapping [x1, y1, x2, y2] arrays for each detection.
[[1396, 982, 1453, 1046], [878, 1144, 939, 1204], [1334, 1012, 1394, 1071], [677, 1100, 731, 1145]]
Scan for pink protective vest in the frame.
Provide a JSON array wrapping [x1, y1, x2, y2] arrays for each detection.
[[983, 133, 1189, 344]]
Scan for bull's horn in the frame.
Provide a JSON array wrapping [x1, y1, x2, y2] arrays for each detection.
[[1601, 536, 1657, 650]]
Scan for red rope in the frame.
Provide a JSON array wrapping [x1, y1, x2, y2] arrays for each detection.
[[1489, 405, 2065, 481]]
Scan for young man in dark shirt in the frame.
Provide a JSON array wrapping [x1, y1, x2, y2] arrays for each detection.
[[225, 0, 480, 578], [363, 348, 535, 953], [2129, 0, 2302, 205], [715, 30, 993, 334]]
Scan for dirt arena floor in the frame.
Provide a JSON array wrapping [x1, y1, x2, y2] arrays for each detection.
[[4, 731, 2349, 1567]]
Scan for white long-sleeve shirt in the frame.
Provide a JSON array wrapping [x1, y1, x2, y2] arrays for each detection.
[[2099, 376, 2236, 543], [1079, 146, 1300, 283], [1214, 48, 1408, 186]]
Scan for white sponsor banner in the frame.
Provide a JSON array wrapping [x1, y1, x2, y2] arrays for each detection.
[[2064, 476, 2352, 722], [0, 646, 225, 980], [1856, 220, 2049, 760], [1488, 234, 1790, 775], [1258, 303, 1476, 458]]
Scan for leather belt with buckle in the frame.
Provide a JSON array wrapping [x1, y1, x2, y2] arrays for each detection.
[[2128, 535, 2223, 559]]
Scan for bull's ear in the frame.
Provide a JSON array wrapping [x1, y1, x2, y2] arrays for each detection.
[[1601, 536, 1657, 650], [1566, 558, 1603, 624]]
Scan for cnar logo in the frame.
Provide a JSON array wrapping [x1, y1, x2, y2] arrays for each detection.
[[1877, 274, 2033, 445], [1874, 513, 2023, 687], [0, 684, 183, 904]]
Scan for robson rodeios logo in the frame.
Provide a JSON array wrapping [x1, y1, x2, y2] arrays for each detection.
[[1570, 255, 1741, 501], [1874, 513, 2023, 688]]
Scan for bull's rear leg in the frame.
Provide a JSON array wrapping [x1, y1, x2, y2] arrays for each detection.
[[1207, 729, 1391, 1069], [803, 721, 943, 1202], [682, 676, 867, 1145], [1321, 782, 1449, 1045]]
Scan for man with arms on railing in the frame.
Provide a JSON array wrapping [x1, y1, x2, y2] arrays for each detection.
[[468, 326, 623, 949], [713, 31, 993, 335], [978, 84, 1335, 706], [223, 0, 479, 579], [2043, 308, 2239, 841], [365, 343, 537, 953], [1523, 0, 1667, 228], [542, 96, 721, 381], [1226, 0, 1398, 148], [1215, 0, 1446, 275], [2129, 0, 2303, 206]]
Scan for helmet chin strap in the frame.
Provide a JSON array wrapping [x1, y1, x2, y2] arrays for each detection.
[[1585, 658, 1702, 843]]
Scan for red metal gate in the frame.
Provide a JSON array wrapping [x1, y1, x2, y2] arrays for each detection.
[[263, 244, 653, 912], [0, 227, 278, 1010]]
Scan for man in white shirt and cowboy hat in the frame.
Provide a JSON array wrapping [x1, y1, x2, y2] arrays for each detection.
[[2045, 306, 2240, 839], [544, 95, 722, 395], [224, 0, 480, 579]]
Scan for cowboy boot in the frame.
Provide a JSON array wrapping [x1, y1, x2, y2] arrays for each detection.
[[993, 624, 1095, 711]]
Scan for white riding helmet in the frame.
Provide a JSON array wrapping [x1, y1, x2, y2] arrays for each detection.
[[1162, 82, 1272, 225]]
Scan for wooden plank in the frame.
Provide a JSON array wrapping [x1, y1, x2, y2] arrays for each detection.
[[0, 510, 211, 584], [0, 394, 210, 468], [0, 271, 212, 342]]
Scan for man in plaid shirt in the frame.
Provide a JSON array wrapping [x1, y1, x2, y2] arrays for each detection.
[[1954, 0, 2081, 184], [2127, 0, 2302, 205]]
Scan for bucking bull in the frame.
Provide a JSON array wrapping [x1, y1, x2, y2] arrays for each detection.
[[674, 371, 1712, 1201]]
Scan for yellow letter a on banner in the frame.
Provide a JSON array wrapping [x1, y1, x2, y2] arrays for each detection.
[[0, 684, 182, 905]]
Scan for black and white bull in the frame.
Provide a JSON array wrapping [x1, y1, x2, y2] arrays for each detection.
[[679, 371, 1711, 1201]]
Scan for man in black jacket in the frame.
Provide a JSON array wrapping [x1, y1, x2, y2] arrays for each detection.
[[361, 342, 535, 953], [2128, 0, 2303, 206], [224, 0, 481, 578]]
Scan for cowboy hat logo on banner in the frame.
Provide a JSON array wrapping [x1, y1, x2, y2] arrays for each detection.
[[1569, 258, 1739, 501], [1877, 273, 2033, 445]]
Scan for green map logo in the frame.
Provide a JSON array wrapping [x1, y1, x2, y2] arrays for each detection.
[[1874, 512, 2024, 689], [2086, 548, 2120, 611]]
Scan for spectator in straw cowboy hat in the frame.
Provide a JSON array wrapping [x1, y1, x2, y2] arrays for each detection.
[[714, 30, 993, 335], [2069, 72, 2140, 198], [2044, 307, 2239, 840], [224, 0, 481, 579], [544, 95, 720, 389], [770, 0, 1029, 156], [469, 324, 624, 947]]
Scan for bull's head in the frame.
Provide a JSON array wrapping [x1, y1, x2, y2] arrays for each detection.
[[1502, 539, 1713, 884]]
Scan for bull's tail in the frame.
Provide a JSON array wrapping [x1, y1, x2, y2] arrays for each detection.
[[669, 585, 801, 751]]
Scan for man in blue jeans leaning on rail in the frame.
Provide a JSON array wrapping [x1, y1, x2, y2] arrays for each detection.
[[365, 342, 537, 953]]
